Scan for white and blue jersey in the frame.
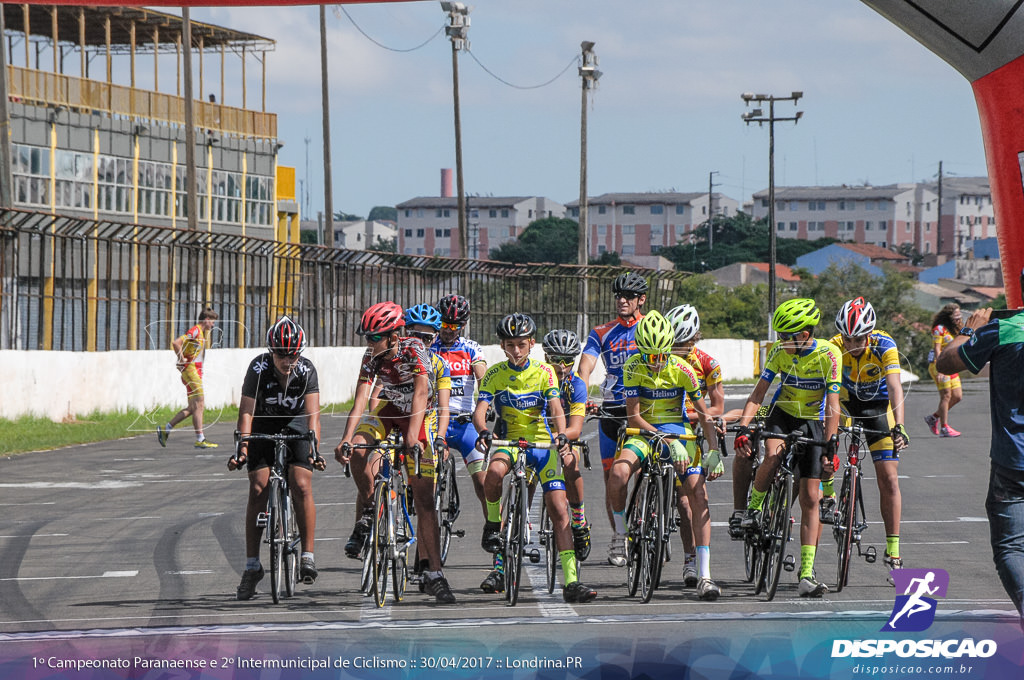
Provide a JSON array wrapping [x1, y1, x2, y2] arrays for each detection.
[[432, 334, 487, 467]]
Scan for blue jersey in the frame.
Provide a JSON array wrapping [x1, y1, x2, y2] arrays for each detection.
[[583, 316, 642, 406], [559, 371, 588, 420], [958, 312, 1024, 471]]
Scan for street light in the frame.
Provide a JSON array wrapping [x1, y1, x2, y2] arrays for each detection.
[[741, 91, 803, 341], [578, 40, 601, 337], [442, 1, 471, 259]]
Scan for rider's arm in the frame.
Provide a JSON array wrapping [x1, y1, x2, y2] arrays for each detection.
[[576, 352, 598, 388], [436, 386, 451, 440], [406, 372, 430, 448], [305, 391, 322, 449], [472, 361, 487, 383], [705, 381, 725, 417], [690, 395, 718, 453], [367, 381, 382, 412], [625, 395, 656, 432], [547, 397, 567, 437], [885, 372, 905, 428], [937, 308, 992, 374], [564, 413, 584, 440], [823, 391, 841, 440], [340, 380, 373, 443], [739, 378, 771, 427], [472, 397, 490, 434]]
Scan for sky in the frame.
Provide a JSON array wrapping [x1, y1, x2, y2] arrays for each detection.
[[183, 1, 990, 220]]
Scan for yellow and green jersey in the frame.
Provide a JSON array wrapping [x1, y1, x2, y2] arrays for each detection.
[[622, 354, 703, 425], [760, 338, 842, 420], [478, 358, 560, 441]]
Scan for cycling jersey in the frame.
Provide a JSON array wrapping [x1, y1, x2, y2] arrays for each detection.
[[583, 316, 642, 405], [760, 338, 842, 421], [478, 358, 560, 441], [828, 331, 901, 402], [683, 347, 723, 394], [179, 323, 207, 374], [928, 323, 961, 390], [622, 354, 703, 425], [241, 353, 320, 431], [927, 324, 956, 364], [431, 335, 485, 414], [358, 337, 436, 415], [430, 352, 452, 394], [559, 371, 588, 420]]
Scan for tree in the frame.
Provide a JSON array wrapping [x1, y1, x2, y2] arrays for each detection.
[[373, 236, 397, 253], [368, 206, 397, 222], [489, 217, 579, 264], [589, 251, 621, 266], [299, 229, 319, 244]]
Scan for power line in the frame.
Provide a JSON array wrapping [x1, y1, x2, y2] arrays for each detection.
[[465, 49, 580, 90], [334, 6, 445, 53]]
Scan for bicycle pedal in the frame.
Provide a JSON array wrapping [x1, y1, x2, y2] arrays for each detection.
[[453, 529, 465, 538], [782, 555, 796, 572], [864, 546, 877, 564], [528, 549, 541, 564], [256, 512, 269, 528]]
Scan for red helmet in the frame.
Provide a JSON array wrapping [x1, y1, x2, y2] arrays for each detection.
[[835, 297, 877, 337], [359, 301, 405, 336], [266, 316, 306, 356]]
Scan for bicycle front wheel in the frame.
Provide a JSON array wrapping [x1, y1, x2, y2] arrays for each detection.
[[835, 470, 857, 592], [541, 502, 556, 593], [283, 490, 299, 598], [504, 479, 527, 606], [639, 476, 665, 603], [371, 482, 391, 608], [763, 477, 793, 602], [267, 483, 284, 604], [625, 476, 646, 597], [437, 456, 460, 565]]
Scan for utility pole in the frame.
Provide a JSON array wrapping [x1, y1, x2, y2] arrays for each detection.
[[182, 9, 198, 231], [936, 160, 944, 257], [442, 2, 471, 259], [304, 135, 312, 218], [741, 92, 803, 341], [0, 8, 12, 209], [707, 170, 719, 252], [578, 41, 601, 337], [320, 6, 334, 248]]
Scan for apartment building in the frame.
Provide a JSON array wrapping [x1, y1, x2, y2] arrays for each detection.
[[928, 177, 996, 257], [565, 191, 739, 258]]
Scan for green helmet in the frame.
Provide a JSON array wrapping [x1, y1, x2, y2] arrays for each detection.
[[634, 311, 674, 354], [772, 298, 821, 334]]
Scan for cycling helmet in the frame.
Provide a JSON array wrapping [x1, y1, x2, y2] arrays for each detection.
[[404, 303, 442, 330], [267, 316, 306, 356], [665, 304, 701, 344], [634, 311, 674, 354], [496, 313, 537, 340], [772, 298, 821, 334], [438, 294, 471, 324], [358, 301, 405, 336], [542, 329, 582, 357], [612, 271, 649, 295], [835, 297, 877, 337]]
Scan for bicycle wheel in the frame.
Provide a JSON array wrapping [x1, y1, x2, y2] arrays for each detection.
[[540, 502, 556, 593], [283, 490, 299, 598], [393, 494, 412, 602], [835, 470, 857, 592], [437, 456, 460, 565], [371, 481, 390, 608], [268, 483, 284, 604], [504, 478, 527, 606], [743, 529, 761, 583], [625, 476, 646, 597], [639, 476, 665, 603], [662, 474, 677, 566], [763, 477, 793, 602]]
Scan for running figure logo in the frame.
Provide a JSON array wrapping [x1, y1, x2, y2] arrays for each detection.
[[882, 568, 950, 632]]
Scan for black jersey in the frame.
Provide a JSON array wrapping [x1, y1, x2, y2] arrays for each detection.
[[241, 353, 320, 428]]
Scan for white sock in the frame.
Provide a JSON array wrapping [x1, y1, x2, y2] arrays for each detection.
[[426, 570, 442, 581], [612, 511, 626, 535], [697, 545, 711, 579], [165, 422, 173, 431], [301, 552, 314, 561], [245, 557, 261, 571]]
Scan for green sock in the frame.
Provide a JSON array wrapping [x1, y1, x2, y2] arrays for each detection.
[[486, 500, 501, 523], [800, 545, 817, 579], [821, 478, 834, 497], [886, 535, 900, 558], [560, 550, 578, 584], [748, 488, 767, 511]]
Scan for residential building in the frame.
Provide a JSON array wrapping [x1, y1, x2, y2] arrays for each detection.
[[565, 191, 740, 259], [395, 196, 565, 257], [333, 220, 397, 251], [707, 262, 800, 288], [795, 242, 914, 277], [927, 176, 996, 257]]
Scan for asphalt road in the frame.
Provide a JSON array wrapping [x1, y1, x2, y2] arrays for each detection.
[[0, 377, 1016, 638]]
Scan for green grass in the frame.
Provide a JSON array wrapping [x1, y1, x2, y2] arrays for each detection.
[[0, 400, 355, 456]]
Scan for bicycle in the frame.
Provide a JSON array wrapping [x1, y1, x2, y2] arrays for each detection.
[[434, 443, 464, 565], [232, 429, 322, 604], [749, 429, 835, 601], [344, 438, 419, 608], [831, 422, 886, 591], [537, 439, 590, 593], [727, 422, 766, 584], [621, 427, 697, 603]]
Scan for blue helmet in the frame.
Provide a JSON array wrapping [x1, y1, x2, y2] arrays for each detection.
[[404, 303, 442, 330]]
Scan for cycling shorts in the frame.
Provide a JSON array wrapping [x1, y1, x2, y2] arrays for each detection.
[[763, 408, 827, 481], [620, 422, 698, 473], [492, 444, 566, 494], [355, 402, 438, 480], [928, 363, 961, 391], [181, 364, 203, 400], [446, 416, 485, 471], [844, 399, 898, 463], [245, 423, 314, 473], [597, 403, 628, 471]]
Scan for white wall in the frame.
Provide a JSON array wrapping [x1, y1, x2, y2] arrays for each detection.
[[1, 339, 758, 422]]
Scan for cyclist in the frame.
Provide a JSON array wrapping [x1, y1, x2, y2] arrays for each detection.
[[735, 298, 841, 598], [431, 294, 489, 516], [473, 313, 597, 603], [334, 301, 456, 604], [577, 271, 647, 566], [229, 316, 324, 600], [608, 311, 724, 600], [665, 304, 728, 587], [827, 297, 910, 583], [542, 329, 591, 561], [926, 303, 964, 437], [158, 307, 219, 448]]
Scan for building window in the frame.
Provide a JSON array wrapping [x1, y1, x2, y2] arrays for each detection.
[[98, 155, 135, 214], [416, 229, 425, 237], [405, 229, 413, 237], [11, 144, 51, 207], [598, 206, 607, 214], [776, 201, 786, 212], [569, 207, 579, 217], [789, 201, 798, 211], [865, 221, 873, 231], [761, 198, 769, 208], [622, 205, 635, 215], [789, 222, 798, 231], [651, 245, 661, 254], [651, 225, 663, 237], [622, 245, 634, 255], [244, 174, 274, 226], [777, 222, 785, 232], [865, 201, 875, 210], [650, 205, 664, 215], [597, 244, 606, 254], [489, 209, 497, 218], [879, 220, 887, 231], [54, 150, 94, 211], [417, 209, 424, 217], [501, 209, 510, 218], [404, 209, 411, 217], [597, 225, 606, 235], [675, 205, 685, 215], [623, 225, 635, 234]]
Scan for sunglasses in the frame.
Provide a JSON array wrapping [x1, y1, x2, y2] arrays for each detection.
[[365, 332, 387, 343], [777, 331, 802, 341], [614, 292, 639, 301], [642, 352, 669, 364], [409, 330, 437, 342], [271, 350, 300, 359], [440, 321, 462, 331], [546, 355, 576, 367]]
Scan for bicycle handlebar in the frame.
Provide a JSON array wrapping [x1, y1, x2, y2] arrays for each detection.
[[838, 423, 894, 437], [346, 440, 424, 478], [491, 438, 555, 450], [232, 429, 323, 470]]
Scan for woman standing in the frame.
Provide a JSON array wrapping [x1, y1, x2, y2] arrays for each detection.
[[926, 303, 964, 437]]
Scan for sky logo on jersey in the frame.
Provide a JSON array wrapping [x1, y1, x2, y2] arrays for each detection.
[[882, 568, 949, 632]]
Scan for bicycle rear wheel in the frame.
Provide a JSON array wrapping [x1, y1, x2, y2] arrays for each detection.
[[835, 470, 857, 592], [393, 495, 413, 602], [763, 477, 793, 601], [283, 490, 299, 597], [639, 476, 665, 603], [371, 481, 390, 608], [504, 478, 527, 606], [268, 483, 284, 604], [437, 455, 460, 565]]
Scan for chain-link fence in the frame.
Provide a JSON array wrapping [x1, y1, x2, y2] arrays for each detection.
[[0, 208, 691, 350]]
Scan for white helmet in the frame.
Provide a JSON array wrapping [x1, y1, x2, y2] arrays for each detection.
[[665, 304, 701, 344], [835, 297, 877, 337]]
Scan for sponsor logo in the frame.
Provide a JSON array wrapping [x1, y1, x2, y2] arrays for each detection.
[[884, 568, 948, 632]]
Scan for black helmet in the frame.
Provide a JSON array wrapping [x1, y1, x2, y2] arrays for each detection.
[[542, 329, 582, 356], [612, 271, 648, 295], [438, 294, 471, 324], [496, 313, 537, 340], [267, 315, 307, 356]]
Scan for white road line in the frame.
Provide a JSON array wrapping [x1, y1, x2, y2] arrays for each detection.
[[0, 570, 139, 582], [0, 481, 143, 489], [0, 502, 56, 506], [525, 562, 576, 617], [0, 533, 69, 539], [164, 570, 214, 575]]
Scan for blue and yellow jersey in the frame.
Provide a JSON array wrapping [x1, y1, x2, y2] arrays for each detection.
[[828, 331, 901, 402], [430, 352, 452, 393], [478, 358, 560, 441], [559, 371, 588, 420], [761, 338, 842, 421], [622, 354, 703, 425]]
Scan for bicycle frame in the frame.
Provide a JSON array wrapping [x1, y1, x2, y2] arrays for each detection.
[[833, 422, 887, 591]]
